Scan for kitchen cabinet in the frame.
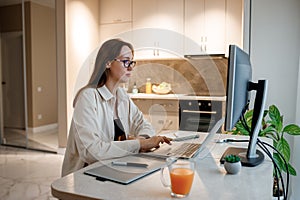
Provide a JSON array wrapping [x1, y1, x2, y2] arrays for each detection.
[[99, 0, 132, 24], [130, 94, 226, 133], [132, 99, 179, 132], [184, 0, 226, 55], [99, 23, 132, 43], [131, 0, 184, 59], [99, 0, 133, 42], [225, 0, 243, 56], [98, 0, 243, 57]]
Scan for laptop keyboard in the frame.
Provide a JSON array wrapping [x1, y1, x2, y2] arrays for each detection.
[[167, 143, 201, 157]]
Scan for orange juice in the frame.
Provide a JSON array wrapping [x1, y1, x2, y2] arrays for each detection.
[[145, 78, 152, 94], [170, 168, 194, 195]]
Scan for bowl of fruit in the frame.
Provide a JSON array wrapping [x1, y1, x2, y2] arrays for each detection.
[[152, 82, 171, 94]]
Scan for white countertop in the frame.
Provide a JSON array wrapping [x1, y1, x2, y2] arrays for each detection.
[[129, 93, 226, 101], [51, 134, 273, 200]]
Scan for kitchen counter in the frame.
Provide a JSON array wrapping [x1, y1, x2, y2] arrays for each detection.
[[51, 134, 273, 200], [129, 93, 226, 101]]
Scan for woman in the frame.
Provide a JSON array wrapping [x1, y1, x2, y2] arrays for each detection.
[[62, 39, 171, 176]]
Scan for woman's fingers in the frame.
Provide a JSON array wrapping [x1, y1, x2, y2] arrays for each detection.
[[159, 136, 172, 144]]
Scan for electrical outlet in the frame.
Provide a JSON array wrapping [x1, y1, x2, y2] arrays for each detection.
[[37, 86, 42, 92], [38, 114, 42, 120]]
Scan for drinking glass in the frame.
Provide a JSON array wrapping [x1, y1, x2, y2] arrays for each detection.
[[160, 157, 195, 198]]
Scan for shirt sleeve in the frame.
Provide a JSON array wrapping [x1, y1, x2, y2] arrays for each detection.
[[71, 89, 140, 164]]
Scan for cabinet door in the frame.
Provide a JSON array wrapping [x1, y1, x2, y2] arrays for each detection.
[[204, 0, 226, 54], [149, 100, 179, 131], [132, 0, 183, 32], [185, 0, 226, 55], [132, 99, 152, 122], [99, 0, 132, 24], [99, 23, 132, 43], [184, 0, 205, 55], [132, 99, 179, 131], [225, 0, 243, 56], [132, 0, 184, 59]]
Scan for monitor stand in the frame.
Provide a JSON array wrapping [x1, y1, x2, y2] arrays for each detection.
[[220, 80, 267, 167], [220, 147, 264, 167]]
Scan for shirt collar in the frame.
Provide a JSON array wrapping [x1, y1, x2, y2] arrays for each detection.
[[97, 85, 127, 101]]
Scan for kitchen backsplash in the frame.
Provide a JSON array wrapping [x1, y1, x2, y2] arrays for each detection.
[[128, 56, 228, 96]]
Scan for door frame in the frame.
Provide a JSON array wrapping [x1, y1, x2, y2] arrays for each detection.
[[0, 0, 28, 145]]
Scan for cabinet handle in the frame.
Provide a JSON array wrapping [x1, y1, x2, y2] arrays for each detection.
[[160, 103, 174, 107], [113, 19, 122, 23], [182, 110, 217, 114]]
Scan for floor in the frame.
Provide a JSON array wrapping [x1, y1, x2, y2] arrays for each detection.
[[0, 127, 62, 200], [2, 128, 59, 153], [0, 145, 64, 200]]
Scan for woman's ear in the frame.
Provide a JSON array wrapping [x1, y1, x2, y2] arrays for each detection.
[[106, 62, 111, 68]]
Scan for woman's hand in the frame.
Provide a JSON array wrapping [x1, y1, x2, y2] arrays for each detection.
[[138, 136, 172, 152]]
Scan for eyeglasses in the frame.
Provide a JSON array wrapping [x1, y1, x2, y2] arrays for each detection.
[[114, 59, 136, 68]]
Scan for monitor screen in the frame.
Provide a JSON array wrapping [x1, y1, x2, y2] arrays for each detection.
[[225, 45, 252, 131], [221, 45, 267, 167]]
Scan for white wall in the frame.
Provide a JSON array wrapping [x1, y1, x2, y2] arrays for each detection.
[[65, 0, 100, 130], [250, 0, 300, 199]]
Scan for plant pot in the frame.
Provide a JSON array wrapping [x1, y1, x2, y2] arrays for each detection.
[[224, 161, 241, 174]]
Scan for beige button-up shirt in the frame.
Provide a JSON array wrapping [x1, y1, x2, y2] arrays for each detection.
[[62, 86, 155, 176]]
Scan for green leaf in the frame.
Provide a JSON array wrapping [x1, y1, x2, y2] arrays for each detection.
[[260, 126, 275, 137], [283, 124, 300, 136], [275, 138, 290, 163], [273, 153, 284, 174], [273, 153, 297, 176], [235, 122, 250, 135], [287, 163, 297, 176], [268, 105, 283, 132]]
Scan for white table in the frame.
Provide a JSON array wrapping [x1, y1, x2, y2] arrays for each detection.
[[51, 134, 273, 200]]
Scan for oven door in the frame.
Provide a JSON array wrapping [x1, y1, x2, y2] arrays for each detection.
[[179, 100, 222, 132]]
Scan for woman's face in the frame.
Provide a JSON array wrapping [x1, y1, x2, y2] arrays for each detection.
[[109, 45, 134, 84]]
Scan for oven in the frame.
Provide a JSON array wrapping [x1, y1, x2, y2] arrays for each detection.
[[179, 100, 222, 132]]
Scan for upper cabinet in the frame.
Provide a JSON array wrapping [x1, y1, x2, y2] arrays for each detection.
[[184, 0, 243, 56], [132, 0, 183, 32], [225, 0, 243, 56], [98, 0, 243, 58], [99, 0, 132, 42], [184, 0, 226, 55], [99, 0, 132, 24], [132, 0, 184, 59]]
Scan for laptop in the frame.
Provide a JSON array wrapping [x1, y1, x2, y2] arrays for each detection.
[[84, 118, 224, 184], [84, 154, 166, 185], [143, 118, 225, 159]]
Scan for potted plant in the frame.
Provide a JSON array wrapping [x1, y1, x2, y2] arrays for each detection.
[[228, 104, 300, 197], [224, 154, 241, 174]]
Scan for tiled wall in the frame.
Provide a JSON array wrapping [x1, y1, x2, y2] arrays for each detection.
[[128, 56, 228, 96]]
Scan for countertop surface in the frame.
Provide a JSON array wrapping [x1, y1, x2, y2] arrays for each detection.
[[129, 93, 226, 101], [51, 134, 273, 200]]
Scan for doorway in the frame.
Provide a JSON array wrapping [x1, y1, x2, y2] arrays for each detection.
[[0, 31, 27, 147], [0, 0, 58, 153]]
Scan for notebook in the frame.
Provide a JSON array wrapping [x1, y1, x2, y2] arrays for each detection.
[[84, 154, 166, 185], [143, 118, 225, 159]]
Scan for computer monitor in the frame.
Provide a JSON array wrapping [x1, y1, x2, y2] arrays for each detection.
[[220, 45, 268, 167]]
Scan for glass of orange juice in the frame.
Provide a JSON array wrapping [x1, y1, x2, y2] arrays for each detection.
[[160, 157, 195, 198]]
